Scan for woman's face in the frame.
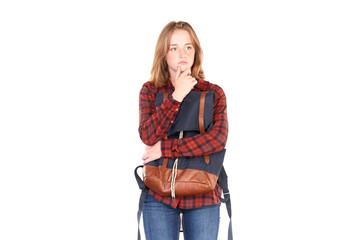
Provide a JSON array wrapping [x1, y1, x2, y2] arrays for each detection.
[[165, 29, 195, 76]]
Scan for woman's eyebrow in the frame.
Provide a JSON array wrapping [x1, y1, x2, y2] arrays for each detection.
[[169, 43, 193, 46]]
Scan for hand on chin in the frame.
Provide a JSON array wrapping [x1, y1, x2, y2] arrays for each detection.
[[177, 64, 190, 73]]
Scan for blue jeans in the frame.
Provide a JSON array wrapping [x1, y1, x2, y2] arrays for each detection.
[[143, 193, 220, 240]]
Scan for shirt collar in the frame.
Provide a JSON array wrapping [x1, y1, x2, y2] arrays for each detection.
[[166, 79, 175, 91]]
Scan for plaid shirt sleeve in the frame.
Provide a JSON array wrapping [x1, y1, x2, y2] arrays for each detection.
[[138, 82, 181, 146], [161, 84, 228, 158]]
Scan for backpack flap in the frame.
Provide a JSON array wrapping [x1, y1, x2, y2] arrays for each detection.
[[155, 91, 215, 138]]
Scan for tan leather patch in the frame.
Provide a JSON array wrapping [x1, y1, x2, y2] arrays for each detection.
[[143, 165, 218, 196]]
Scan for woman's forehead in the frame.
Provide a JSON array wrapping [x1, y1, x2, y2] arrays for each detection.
[[169, 29, 193, 44]]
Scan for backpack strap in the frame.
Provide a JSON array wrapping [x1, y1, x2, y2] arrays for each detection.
[[134, 165, 148, 240], [199, 92, 210, 164], [218, 166, 233, 240], [162, 92, 169, 168]]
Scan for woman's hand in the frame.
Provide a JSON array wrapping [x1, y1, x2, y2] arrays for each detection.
[[142, 141, 162, 165], [172, 66, 197, 102]]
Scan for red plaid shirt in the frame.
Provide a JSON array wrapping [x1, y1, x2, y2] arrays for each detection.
[[139, 79, 228, 209]]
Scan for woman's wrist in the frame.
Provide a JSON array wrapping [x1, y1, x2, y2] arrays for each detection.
[[172, 90, 184, 102]]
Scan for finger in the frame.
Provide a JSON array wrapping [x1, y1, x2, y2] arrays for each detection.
[[179, 68, 191, 79], [185, 76, 197, 83], [178, 64, 189, 73], [142, 152, 149, 160], [143, 157, 153, 165], [175, 66, 181, 80]]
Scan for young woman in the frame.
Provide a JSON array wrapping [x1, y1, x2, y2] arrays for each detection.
[[139, 21, 228, 240]]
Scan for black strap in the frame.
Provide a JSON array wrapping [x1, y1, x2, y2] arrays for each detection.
[[135, 165, 148, 191], [218, 167, 233, 240], [135, 165, 148, 240]]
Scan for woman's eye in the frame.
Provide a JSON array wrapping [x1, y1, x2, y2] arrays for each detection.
[[170, 47, 176, 51], [186, 46, 192, 50]]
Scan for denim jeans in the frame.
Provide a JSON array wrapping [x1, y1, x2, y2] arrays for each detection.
[[143, 193, 220, 240]]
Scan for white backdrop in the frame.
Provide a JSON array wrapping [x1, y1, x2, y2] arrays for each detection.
[[1, 0, 359, 239]]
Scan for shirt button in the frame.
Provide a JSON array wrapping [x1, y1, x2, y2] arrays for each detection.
[[175, 108, 179, 111], [171, 120, 174, 123]]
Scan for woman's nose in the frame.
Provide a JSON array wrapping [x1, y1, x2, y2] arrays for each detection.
[[179, 48, 186, 58]]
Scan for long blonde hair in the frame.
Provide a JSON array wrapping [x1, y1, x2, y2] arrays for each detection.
[[150, 21, 205, 88]]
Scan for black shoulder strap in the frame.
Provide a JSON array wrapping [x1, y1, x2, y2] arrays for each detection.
[[218, 166, 233, 240], [135, 165, 147, 240]]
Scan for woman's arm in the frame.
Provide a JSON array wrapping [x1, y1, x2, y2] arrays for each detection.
[[139, 68, 197, 146], [161, 85, 228, 159], [138, 82, 181, 146]]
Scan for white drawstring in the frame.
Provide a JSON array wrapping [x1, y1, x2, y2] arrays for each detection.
[[171, 131, 183, 199]]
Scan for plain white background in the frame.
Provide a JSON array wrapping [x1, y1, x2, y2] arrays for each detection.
[[1, 0, 359, 239]]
